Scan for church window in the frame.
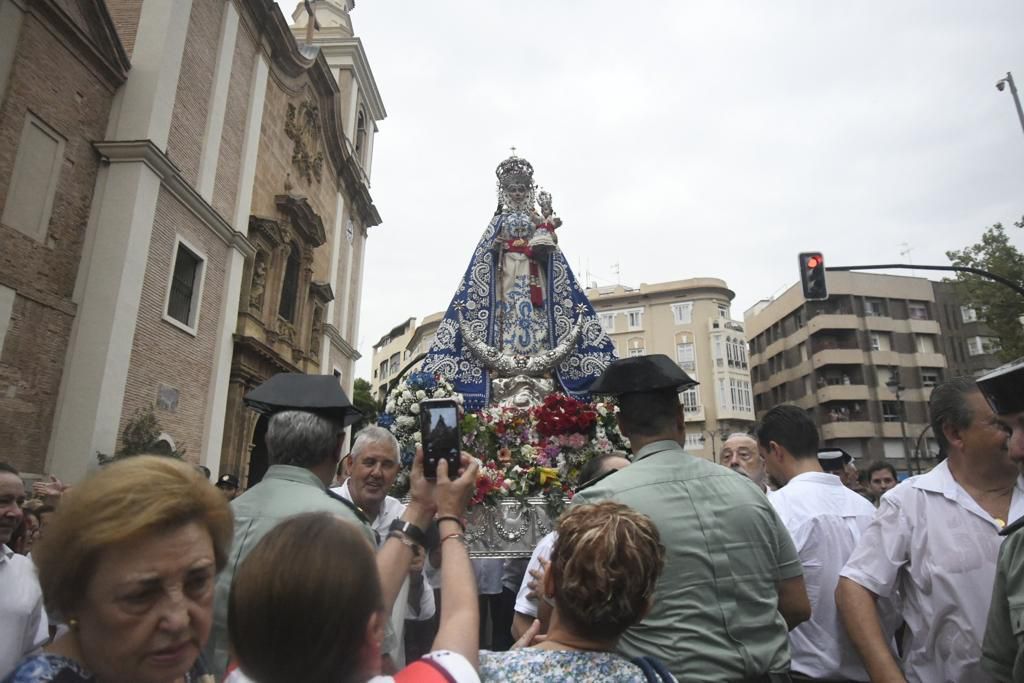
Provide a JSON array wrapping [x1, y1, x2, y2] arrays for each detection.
[[2, 113, 65, 242], [164, 237, 206, 334], [279, 243, 301, 323]]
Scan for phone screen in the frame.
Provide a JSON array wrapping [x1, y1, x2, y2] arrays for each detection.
[[421, 401, 460, 479]]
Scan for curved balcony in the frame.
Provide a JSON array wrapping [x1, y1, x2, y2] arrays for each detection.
[[821, 421, 876, 440], [812, 348, 866, 368], [816, 385, 870, 403]]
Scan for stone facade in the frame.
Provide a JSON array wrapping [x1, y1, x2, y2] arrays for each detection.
[[0, 0, 383, 482]]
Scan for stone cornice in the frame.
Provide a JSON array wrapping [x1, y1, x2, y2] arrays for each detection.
[[324, 323, 360, 360], [94, 140, 256, 260], [275, 194, 327, 247]]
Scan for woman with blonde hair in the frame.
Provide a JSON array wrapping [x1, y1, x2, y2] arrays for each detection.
[[2, 455, 232, 683], [479, 501, 669, 681]]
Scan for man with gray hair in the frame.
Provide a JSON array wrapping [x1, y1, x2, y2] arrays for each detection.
[[720, 431, 769, 493], [206, 374, 439, 678], [332, 426, 435, 666], [837, 376, 1024, 682]]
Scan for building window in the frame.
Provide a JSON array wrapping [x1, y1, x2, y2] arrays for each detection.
[[967, 336, 1000, 356], [908, 302, 929, 320], [680, 386, 701, 413], [378, 361, 387, 378], [921, 369, 940, 388], [627, 337, 644, 357], [1, 113, 66, 242], [960, 306, 978, 323], [388, 352, 400, 376], [676, 341, 696, 371], [881, 402, 902, 422], [865, 299, 885, 317], [916, 334, 936, 354], [672, 302, 693, 325], [684, 432, 705, 450], [725, 336, 748, 368], [355, 109, 367, 164], [718, 303, 729, 319], [599, 313, 615, 333], [627, 310, 643, 330], [278, 243, 301, 323], [714, 337, 724, 368], [718, 379, 727, 410], [164, 238, 206, 333]]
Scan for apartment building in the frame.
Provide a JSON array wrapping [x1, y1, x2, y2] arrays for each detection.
[[745, 272, 947, 472], [932, 281, 1003, 377], [586, 279, 757, 461], [370, 312, 443, 402]]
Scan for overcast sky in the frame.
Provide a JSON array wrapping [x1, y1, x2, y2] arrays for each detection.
[[286, 1, 1024, 380]]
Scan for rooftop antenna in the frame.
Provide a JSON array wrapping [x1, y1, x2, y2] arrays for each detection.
[[611, 262, 621, 285], [899, 242, 915, 277]]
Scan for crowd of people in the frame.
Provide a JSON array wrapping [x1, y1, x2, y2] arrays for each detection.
[[2, 353, 1024, 682]]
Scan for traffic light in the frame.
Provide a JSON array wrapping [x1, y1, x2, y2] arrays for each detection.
[[799, 251, 828, 301]]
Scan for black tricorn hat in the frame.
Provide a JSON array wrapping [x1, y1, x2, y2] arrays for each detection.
[[588, 354, 698, 396], [818, 448, 853, 471], [244, 373, 362, 428], [978, 357, 1024, 416]]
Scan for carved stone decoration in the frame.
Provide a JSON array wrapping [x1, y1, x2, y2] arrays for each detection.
[[276, 318, 296, 345], [310, 305, 323, 357], [285, 100, 324, 183], [491, 375, 554, 408], [249, 251, 267, 311]]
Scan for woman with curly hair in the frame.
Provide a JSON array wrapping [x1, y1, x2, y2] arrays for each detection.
[[479, 501, 668, 681]]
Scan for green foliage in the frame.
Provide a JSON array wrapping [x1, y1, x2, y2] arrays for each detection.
[[96, 405, 184, 465], [349, 378, 380, 441], [946, 217, 1024, 362]]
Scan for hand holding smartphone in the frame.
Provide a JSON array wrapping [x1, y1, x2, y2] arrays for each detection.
[[420, 398, 461, 480]]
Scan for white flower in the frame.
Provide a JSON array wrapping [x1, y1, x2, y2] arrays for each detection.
[[397, 415, 416, 427], [597, 404, 608, 417], [455, 394, 464, 405], [414, 432, 422, 443], [416, 390, 426, 400], [410, 403, 420, 414], [385, 401, 396, 413], [402, 390, 413, 400]]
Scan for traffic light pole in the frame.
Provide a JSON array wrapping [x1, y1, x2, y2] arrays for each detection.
[[825, 263, 1024, 297]]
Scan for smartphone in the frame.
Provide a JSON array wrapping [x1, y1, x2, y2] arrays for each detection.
[[420, 398, 461, 480]]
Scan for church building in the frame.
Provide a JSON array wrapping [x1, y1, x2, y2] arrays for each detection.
[[0, 0, 383, 485]]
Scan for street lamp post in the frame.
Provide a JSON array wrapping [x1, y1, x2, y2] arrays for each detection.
[[705, 430, 719, 464], [886, 373, 913, 477], [996, 72, 1024, 139]]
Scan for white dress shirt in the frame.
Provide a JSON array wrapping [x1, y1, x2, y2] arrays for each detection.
[[0, 545, 48, 678], [840, 460, 1024, 683], [514, 531, 556, 618], [333, 481, 435, 666], [771, 471, 877, 681]]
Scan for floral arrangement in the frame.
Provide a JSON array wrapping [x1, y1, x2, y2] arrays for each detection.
[[379, 375, 628, 509]]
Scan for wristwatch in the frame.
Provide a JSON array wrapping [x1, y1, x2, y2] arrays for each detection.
[[389, 519, 427, 547]]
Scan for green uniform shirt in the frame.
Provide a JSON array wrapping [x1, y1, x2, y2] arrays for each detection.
[[573, 440, 803, 681], [983, 519, 1024, 682], [205, 464, 375, 679]]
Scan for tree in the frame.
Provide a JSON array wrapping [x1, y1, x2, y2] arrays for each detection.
[[349, 378, 380, 442], [946, 217, 1024, 362]]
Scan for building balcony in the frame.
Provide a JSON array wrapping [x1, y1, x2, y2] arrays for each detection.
[[909, 319, 941, 335], [683, 406, 706, 422], [812, 348, 866, 368], [821, 421, 876, 440], [816, 385, 870, 403], [881, 422, 929, 439], [807, 314, 860, 333]]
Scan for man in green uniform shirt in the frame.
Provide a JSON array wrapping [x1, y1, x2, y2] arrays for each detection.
[[981, 357, 1024, 682], [575, 355, 809, 682]]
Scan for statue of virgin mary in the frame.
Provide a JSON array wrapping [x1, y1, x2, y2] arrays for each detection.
[[421, 154, 616, 410]]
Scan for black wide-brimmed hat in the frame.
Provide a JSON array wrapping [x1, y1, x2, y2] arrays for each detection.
[[978, 357, 1024, 417], [588, 354, 698, 396], [244, 373, 362, 427]]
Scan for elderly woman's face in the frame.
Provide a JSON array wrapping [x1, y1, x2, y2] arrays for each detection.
[[75, 521, 216, 683]]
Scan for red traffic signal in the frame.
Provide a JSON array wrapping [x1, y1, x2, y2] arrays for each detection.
[[798, 251, 828, 301]]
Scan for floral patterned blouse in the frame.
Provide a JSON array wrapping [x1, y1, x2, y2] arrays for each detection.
[[1, 654, 213, 683], [479, 649, 649, 682]]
